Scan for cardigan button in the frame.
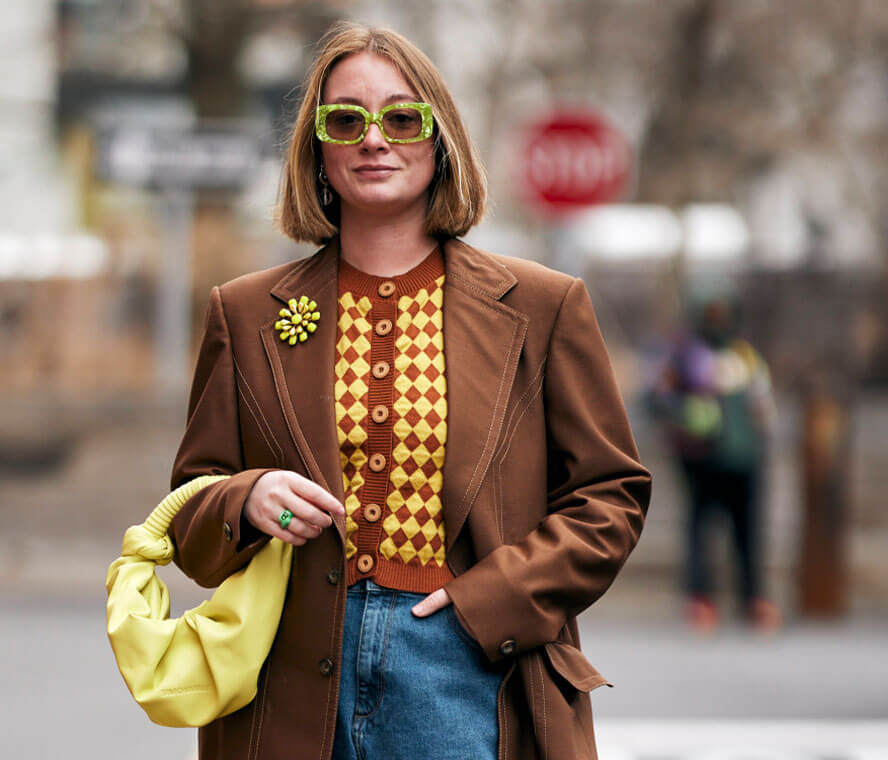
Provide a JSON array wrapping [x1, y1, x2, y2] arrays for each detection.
[[368, 453, 386, 472], [378, 281, 396, 297], [375, 318, 393, 336], [326, 568, 340, 585], [357, 553, 375, 573], [364, 503, 382, 522], [319, 658, 334, 676], [222, 522, 233, 542], [371, 404, 389, 423], [371, 360, 390, 379], [498, 639, 517, 657]]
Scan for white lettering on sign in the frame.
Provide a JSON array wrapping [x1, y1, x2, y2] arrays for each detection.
[[527, 133, 629, 198]]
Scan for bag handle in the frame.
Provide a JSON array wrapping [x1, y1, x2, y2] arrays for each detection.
[[141, 474, 231, 541]]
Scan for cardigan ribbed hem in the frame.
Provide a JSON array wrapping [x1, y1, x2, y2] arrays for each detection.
[[337, 244, 444, 298], [346, 554, 455, 593]]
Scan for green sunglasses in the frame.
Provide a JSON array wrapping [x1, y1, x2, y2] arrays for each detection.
[[315, 102, 434, 145]]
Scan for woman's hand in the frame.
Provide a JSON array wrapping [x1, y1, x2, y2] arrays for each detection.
[[411, 587, 452, 616], [244, 470, 346, 546]]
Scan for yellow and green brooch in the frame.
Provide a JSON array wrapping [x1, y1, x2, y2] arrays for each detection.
[[275, 295, 320, 345]]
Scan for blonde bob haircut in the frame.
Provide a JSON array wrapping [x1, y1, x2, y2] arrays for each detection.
[[274, 21, 487, 245]]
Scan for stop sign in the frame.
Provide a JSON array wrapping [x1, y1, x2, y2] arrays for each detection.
[[520, 108, 632, 215]]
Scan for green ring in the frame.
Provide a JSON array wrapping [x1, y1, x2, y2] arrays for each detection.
[[278, 509, 293, 530]]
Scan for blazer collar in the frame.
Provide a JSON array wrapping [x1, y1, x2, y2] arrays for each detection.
[[261, 235, 526, 554], [269, 235, 518, 304]]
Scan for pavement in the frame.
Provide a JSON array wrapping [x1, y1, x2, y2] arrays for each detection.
[[596, 722, 888, 759]]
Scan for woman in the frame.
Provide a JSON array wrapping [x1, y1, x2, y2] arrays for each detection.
[[168, 20, 652, 760]]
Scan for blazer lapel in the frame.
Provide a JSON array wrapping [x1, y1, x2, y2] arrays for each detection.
[[260, 239, 345, 539], [439, 238, 527, 552], [260, 236, 527, 553]]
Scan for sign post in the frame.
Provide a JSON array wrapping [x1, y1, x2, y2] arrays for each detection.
[[96, 122, 265, 400]]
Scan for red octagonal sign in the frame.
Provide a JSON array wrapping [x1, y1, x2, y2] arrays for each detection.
[[521, 108, 632, 215]]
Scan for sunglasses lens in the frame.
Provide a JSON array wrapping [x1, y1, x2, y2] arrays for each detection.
[[382, 107, 424, 140], [324, 109, 365, 141]]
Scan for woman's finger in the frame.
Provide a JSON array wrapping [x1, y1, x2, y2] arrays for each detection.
[[264, 520, 308, 547], [272, 499, 335, 541], [284, 471, 346, 517], [276, 492, 334, 533], [285, 515, 326, 540]]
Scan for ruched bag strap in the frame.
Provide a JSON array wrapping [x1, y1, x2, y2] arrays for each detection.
[[141, 474, 232, 541]]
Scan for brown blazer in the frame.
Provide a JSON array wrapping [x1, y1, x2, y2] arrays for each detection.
[[169, 236, 652, 760]]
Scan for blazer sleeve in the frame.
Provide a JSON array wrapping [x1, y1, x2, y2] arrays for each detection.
[[443, 276, 653, 663], [168, 285, 279, 588]]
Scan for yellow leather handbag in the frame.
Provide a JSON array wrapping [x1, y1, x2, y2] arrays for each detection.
[[105, 474, 292, 727]]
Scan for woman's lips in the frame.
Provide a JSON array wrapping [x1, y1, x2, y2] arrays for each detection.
[[354, 165, 398, 178]]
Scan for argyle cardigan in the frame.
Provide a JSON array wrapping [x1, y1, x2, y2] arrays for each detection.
[[335, 245, 454, 592]]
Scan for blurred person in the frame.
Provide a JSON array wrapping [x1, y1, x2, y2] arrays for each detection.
[[647, 296, 780, 634], [165, 20, 651, 760]]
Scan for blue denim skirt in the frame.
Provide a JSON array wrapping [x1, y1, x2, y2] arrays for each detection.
[[331, 577, 507, 760]]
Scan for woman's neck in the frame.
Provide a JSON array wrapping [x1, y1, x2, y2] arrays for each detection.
[[337, 201, 438, 277]]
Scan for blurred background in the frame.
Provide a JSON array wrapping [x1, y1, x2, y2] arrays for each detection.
[[1, 0, 886, 758]]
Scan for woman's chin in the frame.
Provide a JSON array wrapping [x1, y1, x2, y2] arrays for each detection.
[[342, 191, 426, 218]]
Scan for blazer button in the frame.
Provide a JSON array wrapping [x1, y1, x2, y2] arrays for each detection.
[[319, 658, 334, 676], [378, 281, 396, 297], [371, 404, 389, 423], [371, 360, 390, 379], [498, 639, 517, 657], [375, 318, 393, 336], [356, 553, 375, 573], [222, 522, 233, 542], [368, 453, 386, 472], [364, 503, 381, 522], [326, 568, 340, 585]]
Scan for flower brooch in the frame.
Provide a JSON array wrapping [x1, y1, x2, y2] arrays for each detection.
[[275, 295, 320, 345]]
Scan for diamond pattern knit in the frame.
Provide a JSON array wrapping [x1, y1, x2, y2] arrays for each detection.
[[334, 245, 454, 593]]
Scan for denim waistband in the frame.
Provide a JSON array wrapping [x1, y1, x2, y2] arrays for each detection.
[[347, 577, 427, 598]]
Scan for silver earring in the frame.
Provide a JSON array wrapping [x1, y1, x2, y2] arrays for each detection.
[[319, 165, 333, 207]]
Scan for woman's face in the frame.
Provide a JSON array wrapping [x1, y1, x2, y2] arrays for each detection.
[[319, 52, 436, 220]]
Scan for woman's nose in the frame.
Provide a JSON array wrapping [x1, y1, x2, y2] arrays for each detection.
[[361, 122, 388, 149]]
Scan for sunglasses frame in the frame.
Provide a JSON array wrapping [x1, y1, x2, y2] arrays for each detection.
[[315, 102, 435, 145]]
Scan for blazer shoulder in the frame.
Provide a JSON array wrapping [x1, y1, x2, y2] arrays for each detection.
[[482, 249, 576, 307], [488, 252, 573, 285]]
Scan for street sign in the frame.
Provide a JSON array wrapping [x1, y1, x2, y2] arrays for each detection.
[[95, 123, 268, 191], [521, 108, 632, 215]]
